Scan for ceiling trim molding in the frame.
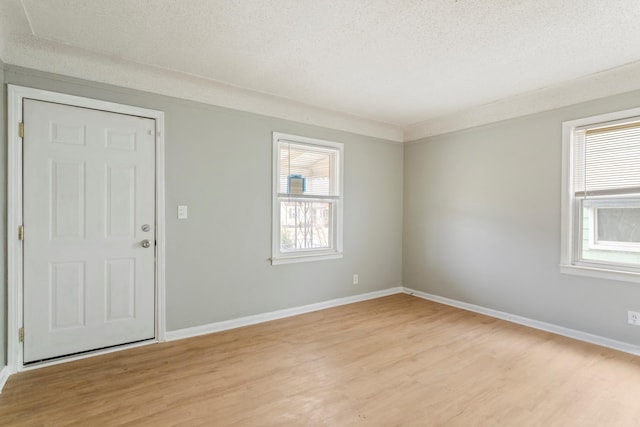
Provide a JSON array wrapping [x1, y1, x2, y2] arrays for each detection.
[[404, 60, 640, 142], [4, 35, 640, 144], [2, 35, 404, 142]]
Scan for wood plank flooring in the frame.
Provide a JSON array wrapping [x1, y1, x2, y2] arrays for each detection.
[[1, 293, 640, 426]]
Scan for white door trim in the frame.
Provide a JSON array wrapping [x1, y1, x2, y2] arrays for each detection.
[[7, 85, 166, 372]]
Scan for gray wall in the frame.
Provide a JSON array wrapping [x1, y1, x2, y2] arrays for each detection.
[[1, 59, 6, 366], [404, 89, 640, 345], [3, 66, 403, 333], [5, 59, 640, 363]]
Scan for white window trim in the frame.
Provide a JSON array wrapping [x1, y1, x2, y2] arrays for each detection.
[[271, 132, 344, 265], [560, 106, 640, 283]]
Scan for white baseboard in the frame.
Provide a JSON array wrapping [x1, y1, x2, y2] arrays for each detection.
[[2, 286, 636, 388], [165, 286, 404, 341], [0, 365, 10, 393], [403, 287, 640, 356]]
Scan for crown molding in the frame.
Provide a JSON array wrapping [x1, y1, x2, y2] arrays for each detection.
[[2, 35, 404, 142], [404, 60, 640, 142], [4, 34, 640, 144]]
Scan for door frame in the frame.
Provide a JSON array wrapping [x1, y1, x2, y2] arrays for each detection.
[[7, 85, 166, 372]]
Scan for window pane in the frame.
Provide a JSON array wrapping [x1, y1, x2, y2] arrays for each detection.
[[596, 207, 640, 243], [280, 200, 332, 251], [278, 142, 336, 196], [582, 205, 640, 265]]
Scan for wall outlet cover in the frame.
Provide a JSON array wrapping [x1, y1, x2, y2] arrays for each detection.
[[628, 310, 640, 326], [178, 205, 188, 219]]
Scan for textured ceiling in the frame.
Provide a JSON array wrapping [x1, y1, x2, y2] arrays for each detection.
[[2, 0, 640, 141]]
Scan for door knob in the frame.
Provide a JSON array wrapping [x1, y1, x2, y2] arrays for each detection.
[[141, 239, 151, 248]]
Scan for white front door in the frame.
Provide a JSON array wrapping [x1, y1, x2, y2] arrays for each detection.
[[22, 99, 157, 363]]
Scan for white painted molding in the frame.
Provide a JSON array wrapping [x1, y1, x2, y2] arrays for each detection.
[[6, 36, 640, 143], [165, 287, 403, 341], [7, 84, 24, 374], [0, 366, 10, 393], [2, 281, 637, 385], [403, 287, 640, 356], [404, 60, 640, 142], [2, 36, 404, 142], [169, 285, 640, 357], [6, 35, 640, 143], [154, 113, 167, 343]]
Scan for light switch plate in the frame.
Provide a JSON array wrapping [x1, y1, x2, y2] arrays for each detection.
[[177, 205, 188, 219]]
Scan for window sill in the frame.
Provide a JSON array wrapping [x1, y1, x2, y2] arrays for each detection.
[[560, 263, 640, 283], [271, 252, 343, 265]]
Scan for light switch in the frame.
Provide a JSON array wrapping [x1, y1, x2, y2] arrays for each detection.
[[177, 205, 188, 219]]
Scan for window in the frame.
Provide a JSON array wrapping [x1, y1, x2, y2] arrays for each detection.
[[271, 132, 343, 264], [561, 107, 640, 282]]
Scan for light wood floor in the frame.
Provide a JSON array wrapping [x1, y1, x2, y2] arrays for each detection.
[[1, 294, 640, 426]]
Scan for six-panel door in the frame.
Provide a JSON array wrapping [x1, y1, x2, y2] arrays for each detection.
[[23, 99, 156, 363]]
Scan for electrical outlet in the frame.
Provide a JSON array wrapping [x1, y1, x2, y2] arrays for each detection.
[[353, 274, 359, 285], [628, 311, 640, 326]]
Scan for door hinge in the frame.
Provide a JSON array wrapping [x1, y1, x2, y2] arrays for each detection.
[[19, 327, 24, 343], [18, 225, 24, 241], [18, 122, 24, 138]]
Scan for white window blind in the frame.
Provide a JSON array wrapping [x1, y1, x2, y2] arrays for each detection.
[[278, 140, 338, 196], [574, 119, 640, 197]]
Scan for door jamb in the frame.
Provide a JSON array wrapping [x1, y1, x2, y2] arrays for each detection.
[[7, 85, 166, 372]]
